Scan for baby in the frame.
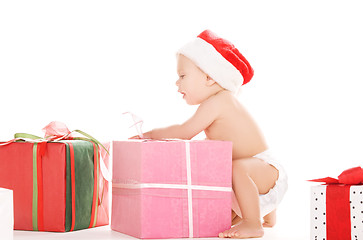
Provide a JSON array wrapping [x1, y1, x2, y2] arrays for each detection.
[[133, 30, 288, 239]]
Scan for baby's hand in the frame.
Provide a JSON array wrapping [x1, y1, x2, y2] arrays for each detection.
[[128, 131, 152, 140], [129, 135, 142, 139]]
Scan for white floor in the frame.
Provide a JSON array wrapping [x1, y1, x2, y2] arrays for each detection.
[[13, 225, 307, 240], [13, 176, 310, 240]]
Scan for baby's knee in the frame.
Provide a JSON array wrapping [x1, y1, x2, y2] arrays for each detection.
[[232, 159, 251, 175]]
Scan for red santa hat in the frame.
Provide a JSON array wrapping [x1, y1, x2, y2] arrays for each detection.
[[177, 30, 254, 93]]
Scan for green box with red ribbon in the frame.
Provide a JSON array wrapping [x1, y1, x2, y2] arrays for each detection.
[[0, 122, 109, 232]]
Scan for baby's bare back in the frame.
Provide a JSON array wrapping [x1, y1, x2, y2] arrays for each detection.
[[204, 91, 268, 159]]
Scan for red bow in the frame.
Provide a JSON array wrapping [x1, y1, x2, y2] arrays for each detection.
[[309, 166, 363, 184]]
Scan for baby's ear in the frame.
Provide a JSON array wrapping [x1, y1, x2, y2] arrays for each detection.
[[206, 75, 216, 86]]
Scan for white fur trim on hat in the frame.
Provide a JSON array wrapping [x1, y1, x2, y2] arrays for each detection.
[[177, 38, 244, 93]]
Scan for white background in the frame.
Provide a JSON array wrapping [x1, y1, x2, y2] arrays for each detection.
[[1, 1, 363, 238]]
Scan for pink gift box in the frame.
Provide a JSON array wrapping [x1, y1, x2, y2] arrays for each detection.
[[111, 140, 232, 239]]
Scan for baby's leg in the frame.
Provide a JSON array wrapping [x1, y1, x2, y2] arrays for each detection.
[[263, 209, 276, 227], [219, 157, 278, 239], [231, 210, 242, 226]]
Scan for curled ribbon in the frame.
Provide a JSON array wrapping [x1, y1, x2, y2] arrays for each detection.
[[309, 166, 363, 184], [122, 112, 144, 138]]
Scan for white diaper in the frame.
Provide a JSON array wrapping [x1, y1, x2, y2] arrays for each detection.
[[231, 150, 288, 218]]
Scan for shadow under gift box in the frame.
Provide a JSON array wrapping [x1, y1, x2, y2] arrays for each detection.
[[111, 140, 232, 239], [0, 140, 109, 232]]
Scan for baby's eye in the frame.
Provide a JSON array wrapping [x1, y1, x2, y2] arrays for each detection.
[[180, 75, 185, 79]]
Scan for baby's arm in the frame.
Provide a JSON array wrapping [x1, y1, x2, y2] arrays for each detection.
[[143, 96, 220, 140]]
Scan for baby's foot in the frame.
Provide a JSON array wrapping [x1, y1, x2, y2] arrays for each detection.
[[219, 219, 264, 239], [262, 209, 276, 228]]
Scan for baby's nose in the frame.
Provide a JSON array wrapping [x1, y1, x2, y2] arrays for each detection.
[[175, 79, 180, 86]]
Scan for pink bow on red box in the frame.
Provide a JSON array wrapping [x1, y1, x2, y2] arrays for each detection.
[[309, 166, 363, 184]]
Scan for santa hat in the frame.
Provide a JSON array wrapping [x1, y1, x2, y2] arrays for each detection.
[[177, 30, 254, 93]]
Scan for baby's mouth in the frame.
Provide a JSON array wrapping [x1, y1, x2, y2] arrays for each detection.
[[179, 91, 186, 98]]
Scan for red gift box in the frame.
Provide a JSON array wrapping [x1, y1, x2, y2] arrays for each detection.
[[0, 122, 109, 232]]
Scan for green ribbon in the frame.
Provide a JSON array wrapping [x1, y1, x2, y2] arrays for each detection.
[[15, 133, 42, 140], [32, 143, 38, 231], [73, 130, 109, 155], [64, 141, 97, 231]]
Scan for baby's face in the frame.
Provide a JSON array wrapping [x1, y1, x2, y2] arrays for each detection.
[[176, 54, 210, 105]]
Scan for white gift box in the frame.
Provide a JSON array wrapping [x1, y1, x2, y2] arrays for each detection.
[[311, 185, 363, 240], [0, 188, 13, 240]]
